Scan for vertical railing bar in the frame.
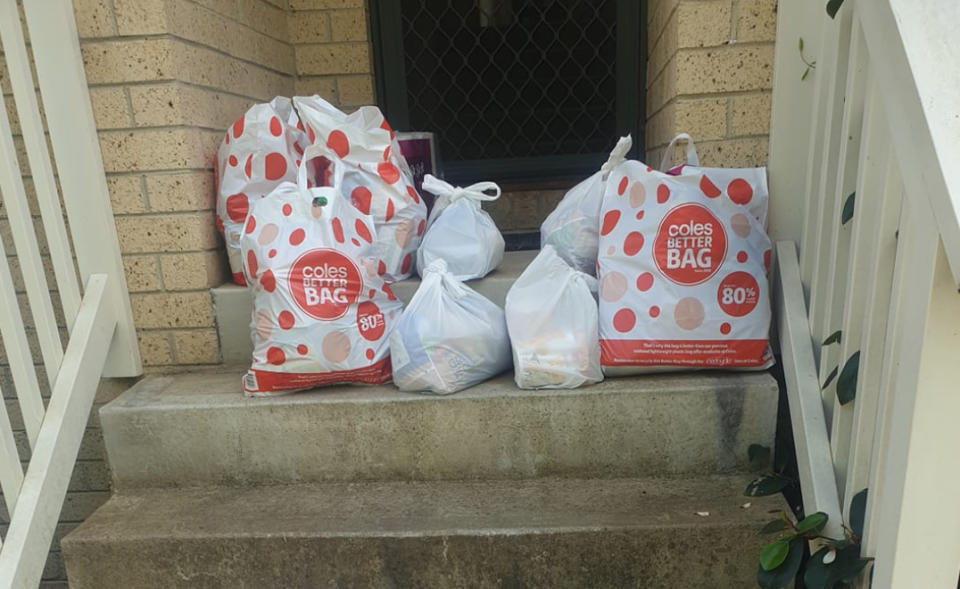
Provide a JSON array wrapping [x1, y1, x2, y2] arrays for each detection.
[[0, 217, 45, 449], [809, 3, 853, 362], [0, 382, 25, 520], [22, 0, 141, 376], [843, 134, 900, 516], [826, 55, 874, 499], [0, 0, 82, 327]]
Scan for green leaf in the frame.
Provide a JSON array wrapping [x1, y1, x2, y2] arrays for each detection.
[[849, 488, 868, 539], [826, 0, 846, 18], [749, 444, 772, 468], [802, 67, 811, 81], [795, 511, 828, 536], [822, 366, 839, 390], [804, 545, 871, 588], [837, 352, 860, 405], [758, 537, 804, 589], [745, 474, 791, 497], [823, 330, 842, 346], [842, 192, 856, 225], [760, 518, 790, 535], [760, 540, 791, 571], [799, 38, 804, 52]]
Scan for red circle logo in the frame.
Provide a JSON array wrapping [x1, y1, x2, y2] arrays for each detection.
[[717, 271, 760, 317], [288, 249, 362, 320], [356, 301, 386, 341], [653, 203, 727, 286]]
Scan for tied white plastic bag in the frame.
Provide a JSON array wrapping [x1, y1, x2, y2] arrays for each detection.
[[540, 136, 632, 275], [293, 96, 428, 281], [239, 147, 402, 396], [417, 175, 505, 281], [215, 97, 313, 285], [505, 245, 603, 389], [390, 259, 511, 394]]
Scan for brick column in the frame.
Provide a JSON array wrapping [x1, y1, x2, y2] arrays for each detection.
[[645, 0, 777, 169]]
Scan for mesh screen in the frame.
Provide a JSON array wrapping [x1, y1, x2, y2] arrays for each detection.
[[399, 0, 618, 163]]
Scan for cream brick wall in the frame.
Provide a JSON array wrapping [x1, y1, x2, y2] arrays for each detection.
[[645, 0, 777, 170]]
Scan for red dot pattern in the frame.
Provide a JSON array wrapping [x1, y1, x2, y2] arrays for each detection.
[[297, 344, 309, 355], [264, 153, 287, 181], [226, 193, 249, 223], [613, 308, 636, 333], [289, 228, 306, 246], [327, 130, 350, 158], [246, 250, 258, 278], [618, 177, 629, 196], [260, 269, 276, 292], [278, 310, 295, 330], [601, 210, 621, 236], [332, 218, 345, 243], [720, 322, 732, 335], [245, 215, 256, 234], [269, 117, 282, 137], [351, 186, 372, 215], [649, 306, 661, 318], [636, 272, 654, 292], [700, 175, 721, 198], [623, 232, 644, 256], [727, 179, 754, 205], [737, 251, 748, 263], [657, 184, 670, 204], [355, 219, 373, 243], [267, 346, 285, 365], [282, 204, 293, 216], [378, 162, 400, 184]]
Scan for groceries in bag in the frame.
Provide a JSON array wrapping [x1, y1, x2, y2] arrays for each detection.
[[240, 149, 402, 396], [597, 148, 773, 373], [293, 96, 427, 282], [505, 245, 603, 389], [390, 259, 511, 394], [417, 174, 504, 281], [216, 97, 313, 285], [540, 136, 632, 276]]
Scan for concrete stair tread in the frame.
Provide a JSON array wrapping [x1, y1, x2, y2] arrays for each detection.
[[65, 475, 779, 541], [107, 367, 776, 409], [100, 368, 778, 487]]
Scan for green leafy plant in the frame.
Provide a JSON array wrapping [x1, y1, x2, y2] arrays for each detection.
[[822, 366, 838, 391], [836, 352, 860, 405], [826, 0, 845, 19], [798, 38, 817, 80], [842, 192, 856, 225], [822, 331, 842, 346]]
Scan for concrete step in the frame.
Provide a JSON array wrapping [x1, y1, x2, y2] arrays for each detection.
[[63, 475, 781, 588], [100, 369, 778, 489], [212, 250, 538, 364]]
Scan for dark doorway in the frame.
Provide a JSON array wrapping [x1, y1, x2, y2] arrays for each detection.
[[370, 0, 646, 184]]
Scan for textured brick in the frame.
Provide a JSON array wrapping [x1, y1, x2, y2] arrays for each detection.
[[288, 10, 330, 43], [295, 76, 338, 100], [238, 0, 290, 41], [691, 137, 769, 167], [137, 331, 174, 365], [73, 0, 116, 38], [99, 128, 220, 173], [160, 251, 228, 290], [677, 1, 732, 48], [330, 8, 367, 42], [296, 43, 370, 75], [172, 329, 221, 364], [731, 93, 772, 136], [81, 39, 176, 84], [89, 87, 132, 129], [115, 212, 218, 253], [674, 45, 774, 95], [129, 84, 255, 129], [123, 254, 162, 292], [736, 0, 777, 42], [130, 292, 215, 328], [146, 172, 217, 213], [107, 175, 147, 215], [113, 0, 168, 35], [170, 41, 294, 101], [289, 0, 363, 8], [647, 98, 727, 149], [337, 75, 374, 106]]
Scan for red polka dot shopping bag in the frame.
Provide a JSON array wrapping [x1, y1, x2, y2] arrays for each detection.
[[239, 145, 402, 396], [293, 96, 428, 282], [215, 97, 314, 285], [597, 135, 773, 373]]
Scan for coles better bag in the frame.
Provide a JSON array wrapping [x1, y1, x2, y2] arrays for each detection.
[[540, 135, 632, 276], [417, 174, 504, 281], [597, 136, 773, 373], [215, 97, 313, 285], [240, 147, 402, 396], [390, 259, 511, 394], [293, 96, 427, 282], [505, 245, 603, 389]]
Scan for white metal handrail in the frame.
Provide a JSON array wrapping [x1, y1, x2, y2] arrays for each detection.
[[0, 1, 142, 587], [768, 0, 960, 587]]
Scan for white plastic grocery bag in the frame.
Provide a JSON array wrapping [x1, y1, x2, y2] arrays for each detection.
[[505, 245, 603, 389], [293, 96, 428, 282], [240, 148, 402, 396], [417, 174, 504, 281], [540, 135, 632, 276], [216, 97, 312, 285], [390, 259, 511, 394], [597, 145, 773, 373]]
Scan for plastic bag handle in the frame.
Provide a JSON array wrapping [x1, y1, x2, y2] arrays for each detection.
[[422, 174, 501, 203], [298, 143, 344, 191], [658, 133, 701, 171], [599, 135, 633, 178], [422, 259, 468, 299]]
